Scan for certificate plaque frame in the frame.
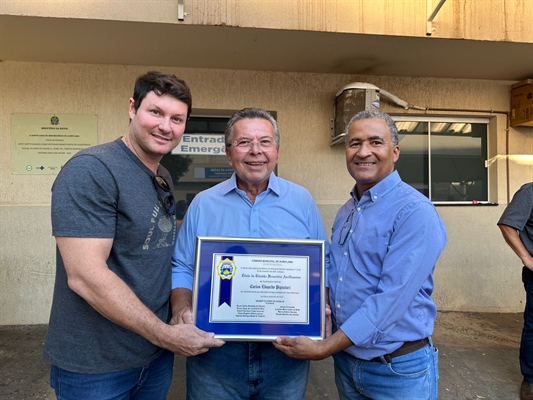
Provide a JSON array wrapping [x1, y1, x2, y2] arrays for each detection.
[[192, 236, 326, 341]]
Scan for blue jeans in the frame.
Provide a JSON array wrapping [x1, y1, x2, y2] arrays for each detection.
[[49, 350, 174, 400], [522, 267, 533, 383], [332, 339, 438, 400], [186, 342, 309, 400]]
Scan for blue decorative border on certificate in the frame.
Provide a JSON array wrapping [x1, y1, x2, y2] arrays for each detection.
[[192, 236, 326, 341]]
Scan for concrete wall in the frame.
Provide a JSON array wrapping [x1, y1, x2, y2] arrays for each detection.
[[1, 61, 532, 324], [2, 0, 531, 42]]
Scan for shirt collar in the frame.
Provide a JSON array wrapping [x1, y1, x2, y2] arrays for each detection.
[[222, 172, 281, 197], [350, 170, 401, 203]]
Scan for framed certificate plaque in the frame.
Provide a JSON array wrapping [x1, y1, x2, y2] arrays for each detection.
[[192, 236, 326, 341]]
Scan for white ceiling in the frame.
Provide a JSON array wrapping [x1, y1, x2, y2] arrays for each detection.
[[1, 15, 532, 81]]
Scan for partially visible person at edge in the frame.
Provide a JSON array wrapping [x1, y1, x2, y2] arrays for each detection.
[[274, 109, 447, 400], [498, 183, 533, 400], [170, 107, 330, 400], [43, 71, 224, 400]]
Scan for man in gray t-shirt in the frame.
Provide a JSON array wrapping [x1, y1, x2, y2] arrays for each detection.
[[43, 71, 223, 400], [498, 182, 533, 400]]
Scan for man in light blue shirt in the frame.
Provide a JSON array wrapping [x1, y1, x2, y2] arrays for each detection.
[[170, 108, 330, 400], [275, 109, 447, 400]]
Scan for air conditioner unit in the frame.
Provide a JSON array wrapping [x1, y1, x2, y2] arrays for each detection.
[[331, 82, 380, 145]]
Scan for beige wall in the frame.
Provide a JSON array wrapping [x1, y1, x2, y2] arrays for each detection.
[[2, 0, 532, 43], [1, 60, 532, 325]]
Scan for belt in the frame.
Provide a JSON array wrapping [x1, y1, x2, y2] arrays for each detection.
[[369, 338, 430, 363]]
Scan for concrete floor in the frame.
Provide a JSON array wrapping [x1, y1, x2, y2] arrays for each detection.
[[0, 311, 524, 400]]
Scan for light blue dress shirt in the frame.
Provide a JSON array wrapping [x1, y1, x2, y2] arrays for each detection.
[[329, 171, 447, 360], [172, 172, 330, 290]]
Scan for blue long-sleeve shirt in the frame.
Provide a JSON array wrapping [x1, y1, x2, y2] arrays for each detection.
[[329, 171, 447, 360], [172, 172, 330, 290]]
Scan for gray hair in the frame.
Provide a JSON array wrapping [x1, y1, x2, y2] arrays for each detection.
[[344, 109, 399, 146], [225, 108, 280, 148]]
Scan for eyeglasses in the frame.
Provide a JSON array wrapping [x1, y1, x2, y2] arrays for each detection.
[[338, 209, 355, 245], [230, 138, 278, 152], [153, 176, 176, 216]]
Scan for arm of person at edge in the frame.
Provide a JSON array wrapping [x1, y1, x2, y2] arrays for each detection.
[[498, 224, 533, 271], [57, 236, 224, 357], [275, 200, 445, 360]]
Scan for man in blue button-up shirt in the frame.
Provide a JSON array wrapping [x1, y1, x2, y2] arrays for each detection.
[[170, 108, 330, 400], [275, 109, 447, 400]]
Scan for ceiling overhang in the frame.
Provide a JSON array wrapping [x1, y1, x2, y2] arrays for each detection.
[[1, 14, 532, 81]]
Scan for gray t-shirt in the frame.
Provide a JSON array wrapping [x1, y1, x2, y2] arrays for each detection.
[[498, 182, 533, 257], [43, 138, 177, 374]]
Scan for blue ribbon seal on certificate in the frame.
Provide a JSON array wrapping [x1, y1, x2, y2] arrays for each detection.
[[217, 256, 237, 306]]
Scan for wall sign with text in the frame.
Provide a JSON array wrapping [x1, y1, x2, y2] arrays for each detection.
[[11, 113, 97, 175]]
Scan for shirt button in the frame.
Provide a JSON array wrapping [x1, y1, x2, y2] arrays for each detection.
[[339, 277, 343, 282], [336, 304, 341, 309], [357, 207, 361, 211], [344, 252, 348, 256], [373, 195, 377, 199]]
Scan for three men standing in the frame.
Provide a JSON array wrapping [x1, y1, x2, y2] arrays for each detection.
[[45, 76, 447, 400]]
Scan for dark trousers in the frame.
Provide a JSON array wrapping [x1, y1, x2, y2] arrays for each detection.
[[522, 267, 533, 382]]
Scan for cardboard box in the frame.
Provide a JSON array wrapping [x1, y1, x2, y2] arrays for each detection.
[[510, 79, 533, 127]]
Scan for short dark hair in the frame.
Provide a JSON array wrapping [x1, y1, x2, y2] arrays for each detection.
[[345, 109, 399, 146], [224, 108, 279, 147], [132, 71, 192, 118]]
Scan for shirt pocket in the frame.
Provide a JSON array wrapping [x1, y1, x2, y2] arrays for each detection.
[[352, 235, 389, 275]]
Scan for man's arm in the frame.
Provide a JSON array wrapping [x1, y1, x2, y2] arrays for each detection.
[[273, 327, 352, 360], [498, 224, 533, 271], [57, 236, 224, 356], [170, 287, 194, 325], [273, 288, 336, 360], [334, 201, 445, 350]]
